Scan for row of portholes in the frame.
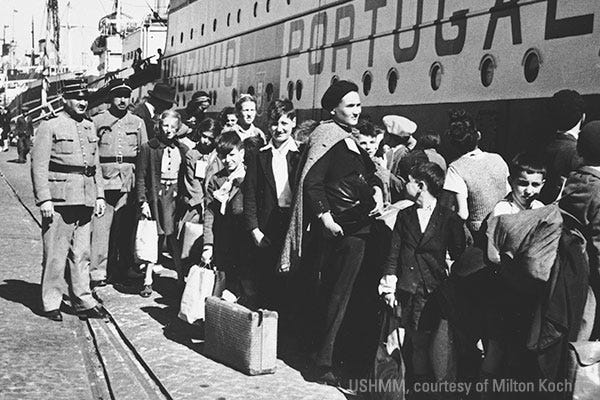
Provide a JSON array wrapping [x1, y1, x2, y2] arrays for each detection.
[[230, 82, 276, 105], [171, 0, 293, 47], [354, 48, 542, 95]]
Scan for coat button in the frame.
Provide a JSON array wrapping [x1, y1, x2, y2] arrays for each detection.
[[409, 266, 414, 270]]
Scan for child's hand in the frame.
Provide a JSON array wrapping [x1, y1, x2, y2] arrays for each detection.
[[201, 245, 213, 265], [251, 228, 271, 248], [383, 292, 397, 308], [140, 202, 152, 219], [321, 212, 344, 237]]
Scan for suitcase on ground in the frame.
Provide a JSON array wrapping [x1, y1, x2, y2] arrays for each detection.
[[204, 296, 278, 375]]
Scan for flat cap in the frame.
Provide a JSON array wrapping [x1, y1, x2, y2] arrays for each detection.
[[321, 80, 358, 111], [382, 115, 417, 136]]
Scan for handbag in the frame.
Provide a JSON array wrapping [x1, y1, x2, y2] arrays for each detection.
[[181, 222, 203, 259], [369, 308, 405, 400], [178, 264, 226, 324], [134, 218, 158, 264]]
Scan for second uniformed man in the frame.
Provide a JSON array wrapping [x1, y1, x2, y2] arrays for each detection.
[[90, 79, 148, 286], [31, 78, 108, 321]]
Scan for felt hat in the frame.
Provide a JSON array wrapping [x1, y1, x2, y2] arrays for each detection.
[[320, 80, 358, 111], [148, 82, 176, 104], [382, 115, 417, 136]]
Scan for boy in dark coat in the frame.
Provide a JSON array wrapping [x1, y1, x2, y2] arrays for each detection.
[[243, 99, 302, 311], [202, 131, 252, 301], [380, 162, 466, 382]]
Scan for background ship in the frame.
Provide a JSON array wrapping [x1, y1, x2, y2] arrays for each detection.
[[161, 0, 600, 159]]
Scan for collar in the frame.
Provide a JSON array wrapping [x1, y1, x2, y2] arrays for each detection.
[[558, 121, 582, 141], [260, 137, 299, 153], [333, 120, 354, 133], [461, 148, 483, 158], [145, 101, 155, 117], [417, 198, 437, 211]]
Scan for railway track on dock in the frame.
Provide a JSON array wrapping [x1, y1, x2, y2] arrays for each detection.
[[0, 168, 172, 400]]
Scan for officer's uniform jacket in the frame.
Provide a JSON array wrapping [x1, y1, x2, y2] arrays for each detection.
[[31, 111, 104, 207], [93, 109, 147, 192]]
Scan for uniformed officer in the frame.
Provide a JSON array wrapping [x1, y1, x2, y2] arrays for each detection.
[[90, 79, 148, 286], [31, 78, 108, 321]]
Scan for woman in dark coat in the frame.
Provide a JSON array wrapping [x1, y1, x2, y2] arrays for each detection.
[[279, 80, 384, 384]]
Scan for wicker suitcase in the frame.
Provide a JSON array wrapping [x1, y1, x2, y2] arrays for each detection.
[[204, 296, 278, 375]]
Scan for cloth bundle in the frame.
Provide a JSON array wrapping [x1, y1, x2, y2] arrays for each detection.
[[486, 204, 563, 282]]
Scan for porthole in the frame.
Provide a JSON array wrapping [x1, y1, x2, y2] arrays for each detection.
[[237, 9, 241, 23], [227, 13, 231, 27], [180, 32, 183, 43], [429, 62, 443, 91], [330, 75, 339, 86], [479, 55, 496, 88], [265, 83, 274, 102], [248, 86, 255, 96], [183, 95, 186, 105], [362, 71, 373, 96], [231, 88, 238, 104], [287, 0, 291, 4], [253, 2, 258, 17], [201, 24, 205, 36], [296, 80, 303, 101], [213, 19, 217, 32], [266, 0, 271, 12], [523, 48, 541, 83], [387, 68, 398, 94], [170, 36, 174, 46], [176, 95, 180, 104], [190, 28, 194, 39], [212, 91, 217, 105], [287, 81, 294, 100]]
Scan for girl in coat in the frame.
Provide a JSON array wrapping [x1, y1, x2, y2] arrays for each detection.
[[380, 162, 466, 385], [136, 110, 186, 297]]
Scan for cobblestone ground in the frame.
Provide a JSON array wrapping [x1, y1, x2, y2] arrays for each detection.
[[0, 148, 351, 400], [0, 149, 104, 400]]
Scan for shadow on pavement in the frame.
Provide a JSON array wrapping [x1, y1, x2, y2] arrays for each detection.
[[0, 279, 43, 316]]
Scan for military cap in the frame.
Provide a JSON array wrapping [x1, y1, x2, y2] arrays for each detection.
[[321, 80, 358, 112], [61, 78, 89, 99], [108, 78, 132, 97]]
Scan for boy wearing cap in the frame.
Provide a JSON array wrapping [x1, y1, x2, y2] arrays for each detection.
[[15, 106, 34, 163], [31, 79, 108, 321], [177, 90, 210, 130], [90, 79, 148, 286]]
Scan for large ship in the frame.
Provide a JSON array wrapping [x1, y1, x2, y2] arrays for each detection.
[[161, 0, 600, 157]]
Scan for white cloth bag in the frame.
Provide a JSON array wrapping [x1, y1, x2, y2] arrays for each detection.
[[134, 219, 158, 264]]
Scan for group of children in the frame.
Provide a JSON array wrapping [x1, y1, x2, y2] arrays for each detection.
[[129, 85, 598, 396]]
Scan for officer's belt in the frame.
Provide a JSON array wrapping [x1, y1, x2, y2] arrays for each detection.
[[49, 161, 96, 177], [100, 156, 136, 164]]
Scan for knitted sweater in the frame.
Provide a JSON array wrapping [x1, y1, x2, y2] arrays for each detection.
[[450, 151, 508, 232]]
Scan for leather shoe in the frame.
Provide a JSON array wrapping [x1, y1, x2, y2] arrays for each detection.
[[78, 305, 108, 320], [42, 309, 63, 321], [91, 279, 107, 289]]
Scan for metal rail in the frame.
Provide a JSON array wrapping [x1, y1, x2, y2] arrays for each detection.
[[0, 168, 172, 400]]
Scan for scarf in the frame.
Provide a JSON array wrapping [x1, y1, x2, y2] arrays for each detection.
[[213, 164, 245, 214], [278, 121, 351, 272]]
